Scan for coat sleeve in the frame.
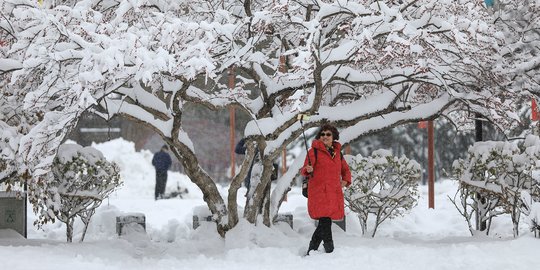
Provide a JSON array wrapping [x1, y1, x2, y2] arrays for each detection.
[[234, 138, 246, 155], [152, 154, 157, 167], [300, 148, 316, 177], [340, 154, 352, 186]]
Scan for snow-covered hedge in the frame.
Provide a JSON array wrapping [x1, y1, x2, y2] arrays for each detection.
[[344, 150, 421, 237], [521, 191, 540, 238], [452, 135, 540, 237], [41, 144, 121, 242]]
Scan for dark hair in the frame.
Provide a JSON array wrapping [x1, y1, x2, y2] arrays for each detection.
[[315, 124, 339, 140], [161, 145, 169, 150]]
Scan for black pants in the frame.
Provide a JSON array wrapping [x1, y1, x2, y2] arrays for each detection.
[[155, 171, 168, 199], [312, 217, 332, 244]]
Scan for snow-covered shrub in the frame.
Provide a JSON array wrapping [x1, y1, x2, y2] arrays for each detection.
[[43, 144, 121, 242], [452, 136, 540, 237], [520, 191, 540, 238], [344, 150, 421, 237]]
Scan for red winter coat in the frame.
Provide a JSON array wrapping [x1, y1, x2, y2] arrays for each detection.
[[301, 140, 351, 220]]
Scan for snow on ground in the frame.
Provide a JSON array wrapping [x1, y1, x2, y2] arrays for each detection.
[[0, 138, 538, 270]]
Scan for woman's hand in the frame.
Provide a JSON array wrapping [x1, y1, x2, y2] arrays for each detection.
[[341, 180, 348, 187], [305, 165, 313, 173]]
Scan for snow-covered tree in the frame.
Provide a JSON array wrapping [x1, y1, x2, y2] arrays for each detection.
[[494, 0, 540, 95], [452, 135, 540, 237], [0, 0, 524, 236], [344, 150, 420, 237], [41, 143, 121, 242], [451, 151, 507, 236], [482, 0, 540, 137]]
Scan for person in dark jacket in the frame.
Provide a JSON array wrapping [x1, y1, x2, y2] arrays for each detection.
[[152, 145, 172, 200], [301, 124, 351, 255]]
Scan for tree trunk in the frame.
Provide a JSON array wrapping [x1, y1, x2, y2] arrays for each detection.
[[169, 143, 229, 237], [80, 221, 89, 242], [272, 185, 290, 222], [227, 141, 256, 228], [358, 215, 367, 236], [66, 218, 74, 243], [261, 182, 271, 226], [79, 209, 96, 242], [244, 160, 274, 224], [512, 204, 520, 238], [372, 212, 382, 238]]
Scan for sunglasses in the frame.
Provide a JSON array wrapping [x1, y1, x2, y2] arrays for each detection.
[[320, 132, 333, 137]]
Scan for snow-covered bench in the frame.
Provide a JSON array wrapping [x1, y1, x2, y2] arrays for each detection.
[[193, 215, 214, 230], [192, 205, 213, 230], [116, 213, 146, 236]]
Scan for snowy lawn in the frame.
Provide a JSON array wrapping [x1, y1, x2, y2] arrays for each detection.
[[1, 139, 538, 270]]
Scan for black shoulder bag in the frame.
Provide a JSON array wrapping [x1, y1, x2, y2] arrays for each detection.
[[302, 149, 318, 198]]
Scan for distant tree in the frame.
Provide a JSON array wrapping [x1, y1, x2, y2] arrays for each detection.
[[351, 120, 478, 182]]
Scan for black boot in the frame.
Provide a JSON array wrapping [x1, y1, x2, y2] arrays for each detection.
[[306, 238, 322, 255], [306, 222, 324, 256], [323, 240, 334, 253], [319, 217, 334, 253]]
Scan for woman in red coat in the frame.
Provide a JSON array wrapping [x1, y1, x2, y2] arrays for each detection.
[[301, 124, 351, 255]]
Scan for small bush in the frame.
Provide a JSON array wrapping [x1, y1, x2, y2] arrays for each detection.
[[452, 135, 540, 237], [344, 149, 420, 237], [42, 143, 121, 242]]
